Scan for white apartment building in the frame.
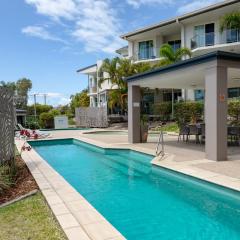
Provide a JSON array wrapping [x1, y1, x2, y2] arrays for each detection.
[[78, 0, 240, 109], [77, 60, 118, 108], [121, 0, 240, 102]]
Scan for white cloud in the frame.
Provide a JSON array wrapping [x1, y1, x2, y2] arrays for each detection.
[[177, 0, 223, 14], [58, 97, 71, 105], [24, 0, 123, 54], [126, 0, 173, 9], [25, 0, 78, 20], [22, 26, 67, 43]]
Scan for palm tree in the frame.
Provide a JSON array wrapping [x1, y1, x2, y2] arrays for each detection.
[[219, 11, 240, 33], [158, 44, 192, 66], [99, 57, 152, 113]]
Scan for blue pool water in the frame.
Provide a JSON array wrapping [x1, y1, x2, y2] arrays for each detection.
[[30, 139, 240, 240]]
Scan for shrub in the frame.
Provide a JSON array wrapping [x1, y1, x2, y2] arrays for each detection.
[[175, 101, 204, 126], [39, 109, 61, 129], [25, 120, 40, 130], [0, 164, 15, 195], [153, 102, 172, 121], [39, 112, 54, 129], [228, 100, 240, 125]]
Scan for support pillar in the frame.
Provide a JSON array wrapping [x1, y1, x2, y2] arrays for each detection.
[[205, 65, 228, 161], [128, 85, 141, 143]]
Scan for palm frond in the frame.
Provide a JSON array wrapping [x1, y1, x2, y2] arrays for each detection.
[[219, 11, 240, 33], [175, 48, 192, 61], [159, 44, 175, 63]]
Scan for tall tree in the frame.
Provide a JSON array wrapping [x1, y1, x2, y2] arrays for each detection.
[[99, 58, 152, 113], [157, 44, 192, 66], [16, 78, 32, 109], [220, 11, 240, 33], [0, 81, 16, 92], [70, 89, 90, 113]]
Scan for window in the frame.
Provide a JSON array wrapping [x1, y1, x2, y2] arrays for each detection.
[[138, 40, 154, 60], [194, 90, 204, 101], [193, 23, 215, 48], [226, 29, 239, 43], [168, 40, 181, 52], [228, 88, 240, 98]]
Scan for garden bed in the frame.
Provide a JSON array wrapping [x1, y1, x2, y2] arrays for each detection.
[[0, 156, 38, 204]]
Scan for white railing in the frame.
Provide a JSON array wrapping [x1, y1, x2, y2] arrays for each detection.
[[191, 29, 240, 50]]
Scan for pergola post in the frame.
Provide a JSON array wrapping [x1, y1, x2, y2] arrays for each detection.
[[128, 85, 141, 143], [205, 64, 228, 161]]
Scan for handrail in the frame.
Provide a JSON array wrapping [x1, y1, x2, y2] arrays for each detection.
[[155, 122, 165, 157]]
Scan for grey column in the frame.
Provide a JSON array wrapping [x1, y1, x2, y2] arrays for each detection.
[[128, 85, 141, 143], [205, 64, 228, 161]]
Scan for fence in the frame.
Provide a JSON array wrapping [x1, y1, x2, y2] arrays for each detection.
[[0, 88, 15, 165], [75, 107, 108, 128]]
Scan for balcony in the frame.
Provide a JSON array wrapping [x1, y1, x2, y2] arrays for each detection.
[[191, 29, 240, 50], [89, 86, 97, 94], [133, 47, 161, 63]]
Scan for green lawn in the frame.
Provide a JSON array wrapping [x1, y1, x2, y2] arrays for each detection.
[[152, 122, 179, 133], [0, 193, 67, 240]]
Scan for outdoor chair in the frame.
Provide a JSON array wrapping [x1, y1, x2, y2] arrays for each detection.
[[187, 124, 201, 144], [228, 126, 240, 145], [178, 125, 189, 142], [16, 124, 51, 139]]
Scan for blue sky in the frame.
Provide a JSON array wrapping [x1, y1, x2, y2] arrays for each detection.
[[0, 0, 222, 106]]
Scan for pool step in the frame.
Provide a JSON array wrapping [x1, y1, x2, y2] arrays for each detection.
[[104, 154, 152, 176]]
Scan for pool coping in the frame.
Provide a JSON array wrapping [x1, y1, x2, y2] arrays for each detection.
[[15, 139, 126, 240], [16, 135, 240, 240]]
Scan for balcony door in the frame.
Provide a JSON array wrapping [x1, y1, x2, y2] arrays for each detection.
[[138, 40, 154, 60], [205, 23, 215, 46], [194, 25, 205, 48], [194, 23, 214, 48]]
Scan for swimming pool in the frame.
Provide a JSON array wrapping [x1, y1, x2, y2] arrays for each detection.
[[30, 139, 240, 240]]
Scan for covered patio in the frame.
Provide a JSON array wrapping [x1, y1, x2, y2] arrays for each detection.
[[127, 51, 240, 161]]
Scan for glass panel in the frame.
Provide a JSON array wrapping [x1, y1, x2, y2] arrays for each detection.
[[138, 40, 154, 60], [205, 23, 215, 46], [168, 40, 181, 52], [194, 25, 205, 48], [228, 88, 240, 98], [194, 90, 204, 101], [226, 29, 239, 43]]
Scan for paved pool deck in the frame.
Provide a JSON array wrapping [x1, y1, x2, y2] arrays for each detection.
[[16, 129, 240, 240]]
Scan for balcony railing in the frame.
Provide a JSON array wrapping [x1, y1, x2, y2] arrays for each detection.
[[138, 47, 155, 60], [89, 86, 97, 94], [191, 29, 240, 50]]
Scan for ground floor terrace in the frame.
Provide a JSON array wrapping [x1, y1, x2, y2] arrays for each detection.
[[127, 51, 240, 162]]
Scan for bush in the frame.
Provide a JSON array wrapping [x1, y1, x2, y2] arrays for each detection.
[[39, 112, 54, 129], [175, 101, 204, 126], [25, 120, 40, 130], [153, 102, 172, 121], [39, 109, 61, 129], [228, 100, 240, 125], [0, 164, 15, 195]]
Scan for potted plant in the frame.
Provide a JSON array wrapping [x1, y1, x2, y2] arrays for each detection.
[[140, 114, 149, 143]]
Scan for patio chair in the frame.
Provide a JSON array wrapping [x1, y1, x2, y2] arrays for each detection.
[[187, 124, 201, 143], [178, 125, 189, 142], [228, 126, 240, 145]]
